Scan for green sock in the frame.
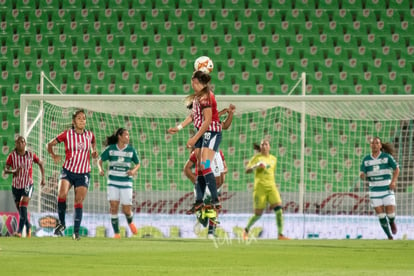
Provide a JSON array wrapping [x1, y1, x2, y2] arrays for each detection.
[[379, 217, 392, 238], [388, 215, 395, 225], [111, 216, 119, 234], [245, 214, 261, 232], [126, 214, 133, 224], [275, 208, 284, 235]]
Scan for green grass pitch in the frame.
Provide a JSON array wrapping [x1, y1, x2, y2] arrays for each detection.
[[0, 238, 413, 275]]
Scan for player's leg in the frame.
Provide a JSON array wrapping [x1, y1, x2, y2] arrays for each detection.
[[15, 185, 33, 237], [108, 186, 121, 238], [269, 187, 289, 240], [12, 188, 22, 236], [385, 195, 397, 235], [120, 187, 137, 236], [55, 173, 71, 236], [373, 201, 393, 240], [72, 173, 90, 240], [243, 189, 265, 240], [200, 132, 221, 207]]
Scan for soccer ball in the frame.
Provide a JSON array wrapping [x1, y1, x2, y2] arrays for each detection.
[[194, 56, 214, 74]]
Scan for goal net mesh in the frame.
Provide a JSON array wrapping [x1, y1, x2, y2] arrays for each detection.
[[21, 94, 414, 239]]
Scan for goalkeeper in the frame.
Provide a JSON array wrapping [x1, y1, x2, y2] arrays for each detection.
[[243, 139, 290, 240]]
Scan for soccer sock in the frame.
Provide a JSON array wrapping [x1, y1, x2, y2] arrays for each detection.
[[378, 213, 392, 238], [207, 220, 215, 235], [387, 213, 396, 225], [195, 175, 206, 202], [18, 201, 28, 233], [203, 169, 218, 203], [125, 213, 133, 224], [111, 215, 120, 234], [245, 214, 261, 232], [274, 206, 284, 236], [57, 197, 67, 226], [25, 216, 31, 233], [74, 203, 83, 234]]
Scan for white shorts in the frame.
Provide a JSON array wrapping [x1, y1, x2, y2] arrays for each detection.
[[212, 152, 224, 177], [107, 186, 133, 205], [370, 192, 396, 208]]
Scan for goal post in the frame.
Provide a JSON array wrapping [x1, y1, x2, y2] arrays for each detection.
[[20, 93, 414, 239]]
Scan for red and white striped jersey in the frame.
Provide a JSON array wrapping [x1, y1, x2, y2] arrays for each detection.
[[6, 150, 40, 189], [56, 129, 95, 174], [192, 91, 222, 132]]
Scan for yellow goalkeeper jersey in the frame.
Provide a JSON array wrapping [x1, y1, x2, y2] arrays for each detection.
[[247, 153, 277, 188]]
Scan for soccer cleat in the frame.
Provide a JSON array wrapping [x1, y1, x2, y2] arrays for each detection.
[[13, 232, 22, 238], [390, 221, 397, 235], [185, 205, 196, 215], [113, 233, 121, 239], [242, 229, 249, 241], [186, 201, 204, 215], [129, 223, 138, 235], [194, 201, 204, 212], [210, 199, 221, 210], [207, 234, 215, 240], [196, 211, 209, 227], [72, 233, 81, 241], [278, 234, 290, 240], [54, 223, 66, 236], [27, 228, 31, 238]]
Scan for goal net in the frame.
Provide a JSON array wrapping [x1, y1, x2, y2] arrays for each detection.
[[21, 93, 414, 239]]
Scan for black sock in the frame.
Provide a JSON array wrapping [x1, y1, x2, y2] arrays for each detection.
[[204, 172, 218, 202], [57, 200, 67, 226], [195, 175, 206, 202], [74, 206, 83, 235], [18, 205, 27, 233]]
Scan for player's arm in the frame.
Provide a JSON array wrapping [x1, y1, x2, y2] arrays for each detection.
[[46, 138, 61, 164], [37, 159, 46, 186], [246, 161, 266, 174], [168, 114, 193, 134], [389, 166, 400, 190], [3, 164, 19, 175], [91, 135, 98, 159], [98, 159, 105, 176], [221, 104, 235, 130], [128, 163, 141, 177], [183, 159, 196, 184]]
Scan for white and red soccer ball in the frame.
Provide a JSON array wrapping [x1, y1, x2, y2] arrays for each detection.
[[194, 56, 214, 74]]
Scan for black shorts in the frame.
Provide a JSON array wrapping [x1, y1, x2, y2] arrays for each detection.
[[60, 168, 90, 188], [12, 185, 34, 203]]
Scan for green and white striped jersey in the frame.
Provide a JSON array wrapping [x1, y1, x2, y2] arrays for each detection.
[[360, 152, 399, 198], [100, 144, 139, 188]]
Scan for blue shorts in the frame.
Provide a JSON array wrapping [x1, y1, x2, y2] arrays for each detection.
[[194, 131, 222, 152], [12, 185, 34, 203], [60, 168, 90, 188]]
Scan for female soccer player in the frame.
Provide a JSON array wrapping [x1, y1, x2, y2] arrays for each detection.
[[360, 136, 400, 240], [98, 128, 140, 239], [4, 135, 45, 238], [243, 139, 289, 240], [168, 71, 222, 212], [47, 109, 98, 240]]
